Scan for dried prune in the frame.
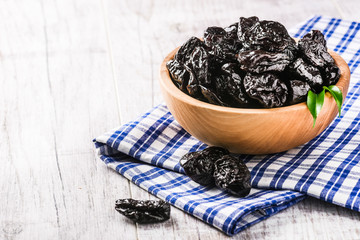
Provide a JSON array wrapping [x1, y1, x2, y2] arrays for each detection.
[[322, 63, 341, 86], [238, 17, 297, 58], [213, 155, 251, 197], [200, 85, 228, 106], [175, 37, 203, 63], [244, 72, 288, 108], [288, 80, 311, 105], [189, 46, 212, 86], [115, 199, 170, 224], [204, 27, 226, 47], [298, 30, 334, 69], [237, 49, 292, 73], [224, 22, 239, 39], [166, 59, 189, 92], [205, 26, 242, 61], [179, 146, 229, 186], [220, 63, 252, 107], [237, 16, 259, 42], [288, 58, 324, 92]]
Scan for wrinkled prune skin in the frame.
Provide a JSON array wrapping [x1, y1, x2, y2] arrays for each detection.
[[184, 64, 200, 97], [288, 80, 311, 105], [237, 16, 259, 42], [224, 22, 239, 39], [238, 17, 297, 59], [288, 58, 324, 93], [179, 146, 229, 186], [204, 27, 226, 46], [200, 85, 229, 106], [166, 59, 190, 92], [244, 73, 288, 108], [205, 26, 242, 61], [213, 155, 251, 197], [323, 63, 341, 86], [237, 50, 292, 73], [220, 63, 252, 107], [175, 37, 203, 63], [189, 46, 212, 86], [298, 30, 334, 69], [115, 199, 170, 224]]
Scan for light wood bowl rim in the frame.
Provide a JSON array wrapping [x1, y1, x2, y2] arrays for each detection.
[[160, 47, 350, 115]]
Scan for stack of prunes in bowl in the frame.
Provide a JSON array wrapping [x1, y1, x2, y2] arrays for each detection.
[[167, 16, 340, 108]]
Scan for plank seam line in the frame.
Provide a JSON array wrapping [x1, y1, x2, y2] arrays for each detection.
[[100, 0, 122, 125]]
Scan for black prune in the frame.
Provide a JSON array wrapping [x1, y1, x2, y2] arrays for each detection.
[[237, 49, 292, 73], [238, 18, 297, 58], [166, 59, 189, 92], [288, 58, 324, 92], [189, 46, 212, 86], [204, 27, 226, 47], [184, 64, 201, 97], [237, 16, 259, 42], [213, 155, 251, 197], [115, 199, 170, 224], [200, 85, 228, 106], [288, 80, 311, 105], [224, 22, 239, 39], [298, 30, 334, 69], [322, 63, 341, 86], [175, 37, 203, 63], [180, 146, 229, 186], [220, 63, 252, 107], [205, 26, 242, 61], [243, 72, 288, 108]]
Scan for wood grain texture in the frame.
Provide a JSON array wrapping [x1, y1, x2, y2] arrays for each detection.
[[0, 0, 360, 239]]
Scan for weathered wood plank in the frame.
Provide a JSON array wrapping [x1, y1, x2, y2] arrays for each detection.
[[0, 0, 360, 239], [0, 0, 136, 239]]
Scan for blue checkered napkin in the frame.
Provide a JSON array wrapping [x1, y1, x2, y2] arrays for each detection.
[[95, 105, 305, 235], [94, 16, 360, 235]]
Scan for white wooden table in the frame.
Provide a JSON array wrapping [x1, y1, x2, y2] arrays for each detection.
[[1, 0, 360, 239]]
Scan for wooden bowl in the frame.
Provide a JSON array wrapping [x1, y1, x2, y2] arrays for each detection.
[[159, 48, 351, 154]]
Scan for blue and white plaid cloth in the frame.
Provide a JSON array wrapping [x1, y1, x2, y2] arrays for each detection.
[[94, 16, 360, 236]]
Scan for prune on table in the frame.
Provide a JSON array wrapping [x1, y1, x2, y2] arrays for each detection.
[[205, 26, 242, 61], [115, 199, 170, 224], [288, 58, 324, 92], [287, 80, 311, 105], [237, 49, 293, 73], [298, 30, 334, 69], [179, 146, 229, 186], [238, 17, 297, 59], [243, 72, 288, 108], [213, 155, 251, 197], [175, 36, 203, 63]]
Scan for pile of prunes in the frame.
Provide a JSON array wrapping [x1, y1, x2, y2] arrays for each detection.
[[180, 146, 251, 197], [167, 17, 341, 108]]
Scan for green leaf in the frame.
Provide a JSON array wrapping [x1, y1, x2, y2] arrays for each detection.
[[307, 89, 325, 127], [323, 85, 343, 116]]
